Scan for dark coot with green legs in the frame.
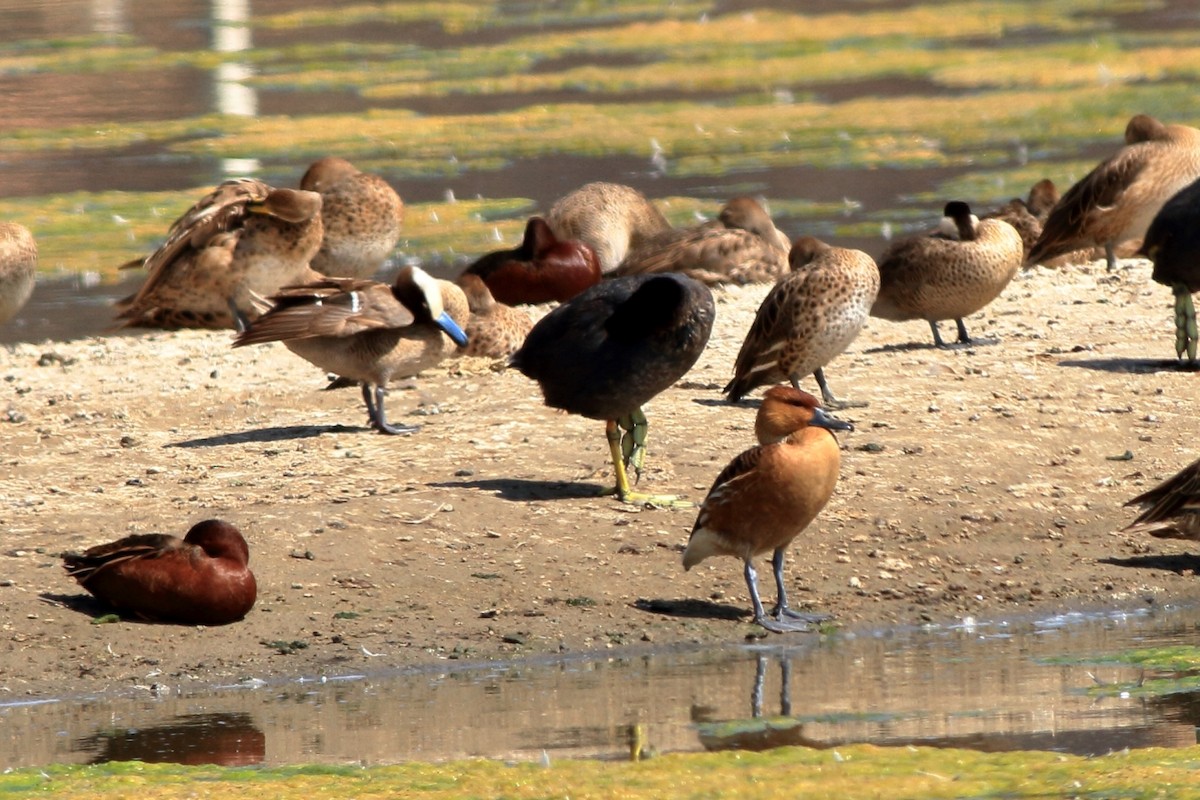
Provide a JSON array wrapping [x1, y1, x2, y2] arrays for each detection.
[[1140, 175, 1200, 364]]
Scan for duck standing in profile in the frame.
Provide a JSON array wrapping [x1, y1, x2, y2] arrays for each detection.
[[462, 216, 601, 305], [546, 182, 672, 273], [300, 156, 404, 280], [683, 386, 851, 633], [1124, 457, 1200, 540], [234, 266, 469, 435], [0, 222, 37, 326], [871, 201, 1023, 347], [1027, 114, 1200, 270], [612, 196, 790, 286], [1137, 175, 1200, 363], [510, 272, 715, 506], [725, 236, 879, 408], [62, 520, 257, 626], [114, 179, 324, 330]]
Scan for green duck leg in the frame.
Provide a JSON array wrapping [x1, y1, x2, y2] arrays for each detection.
[[1173, 285, 1199, 364], [809, 367, 867, 410], [602, 415, 689, 508]]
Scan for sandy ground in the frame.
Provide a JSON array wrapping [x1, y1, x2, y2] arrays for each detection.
[[2, 258, 1199, 701]]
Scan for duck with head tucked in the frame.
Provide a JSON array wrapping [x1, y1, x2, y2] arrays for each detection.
[[300, 156, 404, 280], [456, 273, 533, 359], [612, 196, 790, 286], [683, 386, 851, 633], [62, 519, 256, 626], [725, 236, 879, 409], [0, 222, 37, 326], [234, 266, 469, 435], [114, 179, 324, 331], [510, 272, 715, 506], [1137, 175, 1200, 363], [462, 216, 601, 305], [871, 201, 1023, 347], [1027, 114, 1200, 271], [1123, 457, 1200, 540], [546, 181, 672, 273], [982, 178, 1059, 260]]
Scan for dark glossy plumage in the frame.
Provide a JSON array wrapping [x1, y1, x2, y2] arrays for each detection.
[[463, 217, 601, 305], [1141, 175, 1200, 293], [62, 520, 256, 625], [511, 272, 715, 504]]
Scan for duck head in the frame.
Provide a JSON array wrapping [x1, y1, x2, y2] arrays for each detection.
[[937, 201, 979, 241], [755, 385, 854, 445], [394, 266, 469, 346]]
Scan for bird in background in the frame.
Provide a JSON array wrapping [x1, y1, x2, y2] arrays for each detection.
[[546, 181, 672, 273], [1027, 113, 1200, 271], [871, 201, 1022, 347], [0, 221, 37, 326], [62, 520, 257, 626], [683, 386, 852, 633], [113, 179, 324, 331], [725, 236, 879, 408], [462, 216, 601, 305], [1123, 457, 1200, 541], [299, 156, 404, 280], [234, 266, 468, 435], [455, 273, 533, 359], [510, 272, 715, 507]]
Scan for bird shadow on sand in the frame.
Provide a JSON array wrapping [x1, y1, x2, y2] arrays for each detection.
[[430, 477, 611, 502], [40, 591, 114, 620], [862, 337, 998, 355], [1100, 552, 1200, 575], [168, 424, 365, 448], [1059, 357, 1199, 374], [634, 597, 750, 622]]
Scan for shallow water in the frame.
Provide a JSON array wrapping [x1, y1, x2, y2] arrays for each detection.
[[2, 605, 1199, 768]]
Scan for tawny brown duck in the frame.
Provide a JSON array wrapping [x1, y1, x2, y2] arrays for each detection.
[[300, 156, 404, 279], [456, 273, 533, 359], [725, 236, 879, 408], [0, 222, 36, 326], [546, 182, 672, 273]]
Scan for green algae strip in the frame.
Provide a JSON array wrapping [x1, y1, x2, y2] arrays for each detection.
[[5, 745, 1200, 799]]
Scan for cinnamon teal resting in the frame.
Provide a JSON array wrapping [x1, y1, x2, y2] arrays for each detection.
[[612, 196, 790, 286], [871, 201, 1023, 347], [300, 156, 404, 279], [1027, 114, 1200, 270], [234, 266, 469, 435], [683, 386, 851, 633], [462, 216, 600, 305], [114, 179, 324, 330], [546, 182, 672, 273], [62, 519, 256, 626], [725, 236, 879, 408], [0, 222, 37, 326], [510, 272, 715, 506]]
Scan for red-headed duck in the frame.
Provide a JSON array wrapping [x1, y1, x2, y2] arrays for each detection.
[[463, 216, 600, 305]]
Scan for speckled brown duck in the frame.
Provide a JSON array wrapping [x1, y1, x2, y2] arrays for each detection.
[[871, 201, 1023, 347], [725, 236, 879, 408], [300, 156, 403, 279], [510, 272, 715, 506], [983, 179, 1059, 260], [1124, 457, 1200, 540], [63, 520, 256, 626], [456, 273, 533, 359], [114, 179, 324, 330], [1027, 114, 1200, 270], [612, 196, 790, 286], [1137, 174, 1200, 362], [0, 222, 37, 326], [683, 386, 851, 633], [462, 216, 600, 305], [234, 266, 469, 435], [546, 182, 672, 273]]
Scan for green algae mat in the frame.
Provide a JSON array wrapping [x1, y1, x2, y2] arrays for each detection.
[[5, 744, 1200, 799]]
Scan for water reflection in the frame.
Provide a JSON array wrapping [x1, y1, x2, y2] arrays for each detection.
[[2, 606, 1199, 769]]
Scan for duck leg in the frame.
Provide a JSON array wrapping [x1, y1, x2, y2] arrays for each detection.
[[615, 408, 649, 480], [362, 383, 419, 435], [1172, 285, 1199, 363], [810, 367, 867, 409], [767, 547, 832, 628], [954, 317, 972, 344], [1105, 241, 1118, 272], [928, 320, 947, 348], [603, 417, 689, 508]]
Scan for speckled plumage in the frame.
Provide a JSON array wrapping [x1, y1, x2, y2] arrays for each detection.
[[1027, 114, 1200, 269], [1124, 457, 1200, 541], [725, 236, 879, 406], [613, 196, 789, 286], [546, 182, 672, 273], [456, 273, 533, 359], [0, 222, 37, 325], [234, 266, 469, 434], [114, 179, 324, 330], [872, 202, 1023, 347], [683, 386, 852, 632], [983, 179, 1058, 259], [300, 157, 403, 279]]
